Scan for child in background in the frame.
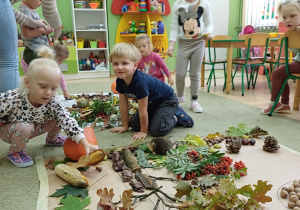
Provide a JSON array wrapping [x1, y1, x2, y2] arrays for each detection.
[[0, 55, 99, 167], [167, 0, 213, 113], [22, 44, 71, 99], [135, 34, 174, 86], [19, 0, 54, 66], [261, 0, 300, 114], [239, 25, 260, 58], [109, 43, 193, 140]]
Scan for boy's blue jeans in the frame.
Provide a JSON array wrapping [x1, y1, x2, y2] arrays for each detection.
[[0, 0, 20, 93]]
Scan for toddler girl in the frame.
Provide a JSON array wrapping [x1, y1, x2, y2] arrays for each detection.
[[166, 0, 213, 113], [135, 34, 174, 86], [22, 44, 71, 99], [261, 0, 300, 114], [0, 55, 99, 167]]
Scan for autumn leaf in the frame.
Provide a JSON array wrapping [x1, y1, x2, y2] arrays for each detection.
[[56, 196, 90, 210], [238, 184, 253, 197], [119, 189, 134, 210], [174, 181, 192, 198], [96, 188, 116, 209], [50, 184, 88, 199], [252, 180, 273, 204]]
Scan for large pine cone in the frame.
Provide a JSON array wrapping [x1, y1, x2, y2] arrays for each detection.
[[263, 136, 280, 152], [226, 138, 242, 153]]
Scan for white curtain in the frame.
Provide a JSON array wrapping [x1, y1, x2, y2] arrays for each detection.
[[245, 0, 281, 27]]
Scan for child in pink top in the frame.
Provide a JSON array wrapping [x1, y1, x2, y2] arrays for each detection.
[[135, 34, 174, 85], [21, 43, 70, 99]]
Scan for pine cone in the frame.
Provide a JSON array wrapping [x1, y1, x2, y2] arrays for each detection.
[[226, 138, 242, 153], [263, 136, 280, 152]]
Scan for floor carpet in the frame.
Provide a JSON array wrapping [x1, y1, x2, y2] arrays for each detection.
[[0, 79, 299, 210]]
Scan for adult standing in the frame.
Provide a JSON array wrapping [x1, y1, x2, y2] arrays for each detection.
[[0, 0, 62, 93]]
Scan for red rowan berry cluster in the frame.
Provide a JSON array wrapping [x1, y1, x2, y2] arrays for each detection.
[[187, 150, 200, 163], [201, 156, 233, 175], [234, 161, 247, 176], [177, 171, 197, 180]]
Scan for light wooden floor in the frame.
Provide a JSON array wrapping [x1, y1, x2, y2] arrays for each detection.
[[64, 70, 300, 121]]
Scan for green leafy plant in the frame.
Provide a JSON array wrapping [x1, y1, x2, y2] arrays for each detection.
[[227, 123, 252, 137], [50, 184, 89, 199], [174, 178, 273, 209]]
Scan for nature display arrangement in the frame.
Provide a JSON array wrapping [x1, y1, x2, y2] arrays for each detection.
[[46, 105, 285, 210]]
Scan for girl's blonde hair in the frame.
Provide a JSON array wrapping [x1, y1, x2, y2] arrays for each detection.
[[277, 0, 300, 19], [109, 43, 141, 62], [19, 58, 60, 94], [37, 44, 69, 60], [135, 34, 153, 52], [53, 43, 69, 58]]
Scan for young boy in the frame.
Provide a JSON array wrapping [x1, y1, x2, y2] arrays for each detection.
[[109, 43, 194, 140]]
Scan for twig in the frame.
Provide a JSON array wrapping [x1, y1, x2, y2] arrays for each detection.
[[153, 199, 160, 210], [149, 175, 179, 182], [87, 173, 108, 189], [132, 186, 162, 200], [157, 189, 183, 203], [154, 191, 178, 209]]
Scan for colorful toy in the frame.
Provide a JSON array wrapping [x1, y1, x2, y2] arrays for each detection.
[[138, 21, 147, 33], [139, 0, 147, 12], [122, 0, 139, 13], [150, 21, 158, 34], [150, 0, 162, 13], [129, 20, 138, 33]]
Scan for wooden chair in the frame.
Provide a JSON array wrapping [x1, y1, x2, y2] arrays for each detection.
[[268, 30, 300, 116], [232, 33, 271, 96], [265, 34, 286, 77], [204, 35, 232, 92]]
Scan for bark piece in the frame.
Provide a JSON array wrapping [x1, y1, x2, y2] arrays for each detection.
[[122, 148, 141, 172]]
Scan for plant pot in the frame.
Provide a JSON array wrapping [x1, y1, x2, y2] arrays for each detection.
[[77, 41, 84, 48], [89, 40, 98, 48], [89, 2, 99, 9], [98, 41, 105, 48]]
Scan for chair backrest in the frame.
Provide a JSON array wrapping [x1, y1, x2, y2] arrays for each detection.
[[277, 34, 285, 59], [284, 30, 300, 76], [206, 35, 231, 62], [244, 33, 270, 62]]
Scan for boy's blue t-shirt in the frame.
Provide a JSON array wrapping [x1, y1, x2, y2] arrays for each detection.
[[116, 70, 174, 106]]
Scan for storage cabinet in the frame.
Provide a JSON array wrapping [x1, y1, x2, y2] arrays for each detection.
[[113, 0, 170, 58], [70, 0, 110, 78]]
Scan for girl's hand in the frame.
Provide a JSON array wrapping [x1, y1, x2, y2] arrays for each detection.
[[110, 126, 128, 133], [63, 90, 71, 100], [132, 132, 147, 140], [167, 76, 174, 86], [201, 32, 211, 40], [296, 26, 300, 33], [79, 137, 99, 157]]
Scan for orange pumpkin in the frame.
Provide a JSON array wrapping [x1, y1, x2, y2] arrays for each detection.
[[63, 127, 98, 161], [111, 80, 119, 94]]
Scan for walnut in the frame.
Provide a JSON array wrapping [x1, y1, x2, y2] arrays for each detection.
[[282, 187, 289, 192], [294, 207, 300, 210], [290, 195, 299, 203], [288, 201, 295, 208], [290, 191, 297, 196], [290, 187, 295, 192], [280, 190, 289, 198], [96, 165, 102, 172], [297, 192, 300, 199], [294, 180, 300, 188], [295, 188, 300, 193], [296, 200, 300, 207]]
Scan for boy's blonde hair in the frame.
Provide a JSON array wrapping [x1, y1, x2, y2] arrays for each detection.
[[109, 43, 141, 62], [277, 0, 300, 19], [19, 58, 60, 94]]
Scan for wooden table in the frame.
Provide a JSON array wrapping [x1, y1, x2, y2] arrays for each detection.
[[201, 39, 280, 94]]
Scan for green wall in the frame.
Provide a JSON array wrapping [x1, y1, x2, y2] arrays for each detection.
[[14, 0, 242, 74]]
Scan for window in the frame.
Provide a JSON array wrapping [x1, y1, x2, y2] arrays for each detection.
[[245, 0, 282, 27]]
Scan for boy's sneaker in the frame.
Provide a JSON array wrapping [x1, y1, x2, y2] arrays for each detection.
[[178, 94, 185, 103], [46, 134, 67, 146], [175, 106, 194, 127], [190, 101, 203, 113], [275, 104, 291, 113], [261, 102, 283, 115], [6, 150, 34, 168]]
